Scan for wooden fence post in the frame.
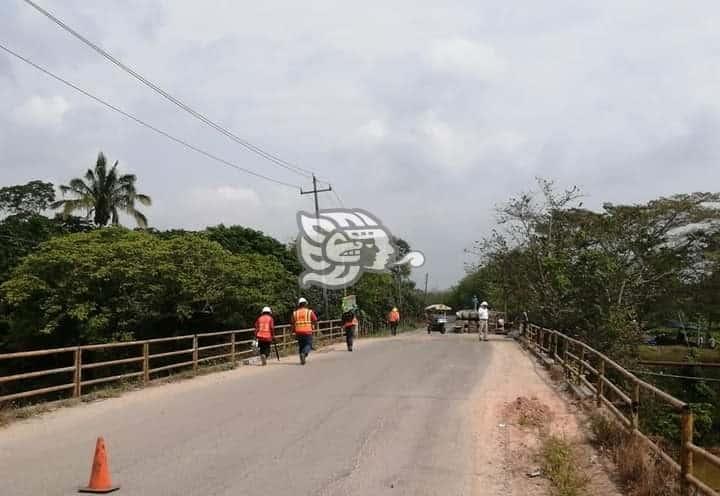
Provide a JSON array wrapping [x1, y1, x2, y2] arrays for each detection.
[[680, 406, 694, 496], [578, 347, 586, 385], [73, 347, 81, 397], [192, 335, 198, 375], [143, 342, 150, 384], [230, 332, 236, 368], [553, 332, 559, 360], [596, 360, 604, 408], [632, 382, 640, 430]]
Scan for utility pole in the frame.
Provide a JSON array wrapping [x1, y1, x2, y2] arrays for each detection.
[[424, 273, 429, 305], [301, 174, 332, 320]]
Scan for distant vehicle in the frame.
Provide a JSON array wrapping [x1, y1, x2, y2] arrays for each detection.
[[425, 304, 451, 334], [427, 313, 447, 334]]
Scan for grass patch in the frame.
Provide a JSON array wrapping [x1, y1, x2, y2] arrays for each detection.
[[639, 345, 719, 363], [540, 435, 590, 496], [589, 412, 679, 496]]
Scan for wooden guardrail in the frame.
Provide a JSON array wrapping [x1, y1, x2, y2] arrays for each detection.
[[0, 320, 345, 407], [522, 323, 720, 496]]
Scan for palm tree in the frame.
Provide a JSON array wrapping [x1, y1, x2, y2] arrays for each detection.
[[53, 152, 152, 227]]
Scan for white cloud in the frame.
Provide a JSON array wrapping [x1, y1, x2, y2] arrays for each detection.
[[13, 96, 70, 127], [190, 185, 261, 211], [358, 119, 388, 141], [418, 112, 526, 170], [428, 38, 506, 81], [2, 0, 720, 288]]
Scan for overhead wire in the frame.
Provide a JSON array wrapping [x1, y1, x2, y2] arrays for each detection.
[[332, 189, 346, 208], [631, 369, 720, 383], [21, 0, 325, 183], [0, 42, 301, 191]]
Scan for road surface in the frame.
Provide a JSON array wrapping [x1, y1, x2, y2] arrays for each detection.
[[1, 331, 498, 495]]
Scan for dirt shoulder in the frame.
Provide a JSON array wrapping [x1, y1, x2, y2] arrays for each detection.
[[470, 337, 622, 496]]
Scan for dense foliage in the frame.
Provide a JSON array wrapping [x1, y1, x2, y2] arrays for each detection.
[[453, 179, 720, 357], [0, 229, 295, 348], [0, 170, 424, 352], [451, 178, 720, 446]]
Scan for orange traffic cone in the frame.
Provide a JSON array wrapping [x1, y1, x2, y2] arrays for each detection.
[[78, 437, 120, 493]]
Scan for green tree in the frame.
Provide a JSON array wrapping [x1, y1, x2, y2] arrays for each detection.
[[204, 224, 301, 275], [461, 178, 720, 357], [0, 228, 295, 349], [53, 152, 152, 227], [0, 180, 55, 217]]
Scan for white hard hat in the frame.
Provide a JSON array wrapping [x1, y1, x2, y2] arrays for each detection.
[[262, 306, 272, 314], [298, 297, 308, 305], [480, 301, 488, 307]]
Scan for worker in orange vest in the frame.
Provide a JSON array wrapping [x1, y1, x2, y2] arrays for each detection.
[[341, 308, 359, 352], [254, 306, 275, 366], [292, 297, 318, 365], [388, 307, 400, 336]]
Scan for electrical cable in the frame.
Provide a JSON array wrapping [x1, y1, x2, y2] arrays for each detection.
[[332, 188, 346, 208], [0, 42, 301, 191], [22, 0, 323, 181], [631, 369, 720, 383]]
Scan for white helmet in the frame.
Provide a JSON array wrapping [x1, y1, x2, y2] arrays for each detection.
[[298, 297, 308, 305], [262, 306, 272, 314], [480, 301, 488, 307]]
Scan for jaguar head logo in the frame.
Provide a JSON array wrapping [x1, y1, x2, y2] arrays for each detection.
[[296, 208, 425, 289]]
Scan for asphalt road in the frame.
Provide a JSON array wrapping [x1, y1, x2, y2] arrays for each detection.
[[0, 330, 493, 496]]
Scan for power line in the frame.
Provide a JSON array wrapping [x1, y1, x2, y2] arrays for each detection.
[[332, 189, 346, 208], [0, 42, 300, 191], [631, 369, 720, 383], [22, 0, 322, 181]]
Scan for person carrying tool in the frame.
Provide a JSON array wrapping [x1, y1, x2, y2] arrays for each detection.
[[254, 306, 275, 366], [478, 301, 489, 341], [292, 297, 317, 365], [388, 307, 400, 336], [341, 308, 359, 352]]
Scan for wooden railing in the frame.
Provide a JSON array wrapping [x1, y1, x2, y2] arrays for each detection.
[[522, 323, 720, 496], [0, 320, 345, 407]]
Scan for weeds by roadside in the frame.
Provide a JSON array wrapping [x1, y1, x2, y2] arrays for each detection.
[[589, 412, 679, 496], [540, 434, 590, 496]]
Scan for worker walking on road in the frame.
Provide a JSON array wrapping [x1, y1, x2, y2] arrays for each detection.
[[342, 308, 358, 352], [388, 307, 400, 336], [254, 306, 275, 366], [292, 297, 317, 365], [478, 301, 489, 341]]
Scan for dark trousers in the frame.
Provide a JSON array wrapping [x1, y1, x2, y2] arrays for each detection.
[[345, 326, 355, 349], [258, 340, 271, 357], [297, 334, 313, 356], [390, 322, 399, 336]]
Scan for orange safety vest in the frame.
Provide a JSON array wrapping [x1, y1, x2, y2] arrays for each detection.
[[255, 314, 274, 341], [293, 308, 314, 335], [389, 310, 400, 323]]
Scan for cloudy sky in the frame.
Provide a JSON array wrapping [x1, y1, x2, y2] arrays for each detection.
[[1, 1, 719, 289]]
